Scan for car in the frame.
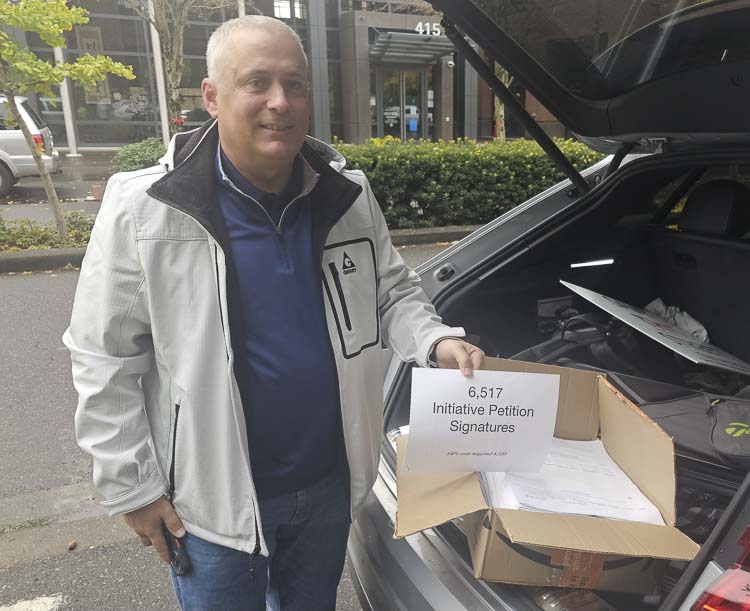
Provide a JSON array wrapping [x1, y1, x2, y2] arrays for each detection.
[[0, 95, 62, 198], [347, 1, 750, 610]]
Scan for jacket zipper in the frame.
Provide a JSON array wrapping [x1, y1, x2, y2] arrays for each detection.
[[213, 245, 230, 360], [328, 262, 352, 331], [213, 246, 260, 558], [168, 403, 180, 501], [145, 191, 264, 557]]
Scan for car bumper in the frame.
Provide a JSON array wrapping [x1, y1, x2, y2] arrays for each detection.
[[347, 453, 538, 611], [14, 150, 61, 177]]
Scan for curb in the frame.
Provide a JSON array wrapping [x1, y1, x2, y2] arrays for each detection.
[[0, 248, 85, 274], [0, 225, 481, 274], [390, 225, 481, 246]]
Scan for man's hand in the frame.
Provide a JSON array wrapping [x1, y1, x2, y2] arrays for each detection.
[[123, 496, 185, 563], [434, 339, 485, 376]]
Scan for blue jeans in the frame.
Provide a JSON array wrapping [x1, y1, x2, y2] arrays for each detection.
[[170, 471, 351, 611]]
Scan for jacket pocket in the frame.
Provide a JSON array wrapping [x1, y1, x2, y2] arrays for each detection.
[[168, 403, 181, 500], [322, 238, 379, 359]]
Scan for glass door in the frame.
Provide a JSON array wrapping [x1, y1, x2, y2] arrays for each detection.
[[376, 66, 429, 140], [403, 70, 422, 140], [382, 68, 401, 139]]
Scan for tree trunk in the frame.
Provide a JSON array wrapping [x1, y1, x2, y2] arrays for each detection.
[[493, 64, 507, 142], [156, 2, 185, 135], [494, 97, 506, 142], [3, 90, 66, 241]]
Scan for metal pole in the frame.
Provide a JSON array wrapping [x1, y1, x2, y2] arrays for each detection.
[[148, 0, 171, 148], [53, 47, 80, 157], [237, 0, 245, 17]]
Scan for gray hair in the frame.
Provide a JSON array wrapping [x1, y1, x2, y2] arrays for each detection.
[[206, 15, 308, 81]]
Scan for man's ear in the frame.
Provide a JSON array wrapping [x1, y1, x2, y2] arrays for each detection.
[[202, 78, 219, 119]]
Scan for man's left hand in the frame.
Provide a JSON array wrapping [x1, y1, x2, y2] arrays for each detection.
[[434, 339, 485, 377]]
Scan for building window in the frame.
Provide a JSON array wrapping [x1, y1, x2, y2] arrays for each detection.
[[274, 0, 305, 19], [325, 0, 340, 26], [328, 62, 342, 134], [274, 1, 291, 18]]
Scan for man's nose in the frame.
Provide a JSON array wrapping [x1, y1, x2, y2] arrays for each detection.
[[266, 81, 291, 111]]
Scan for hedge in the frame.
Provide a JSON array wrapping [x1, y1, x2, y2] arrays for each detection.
[[334, 137, 605, 228], [110, 137, 604, 227], [0, 211, 94, 252], [4, 138, 603, 253], [111, 137, 166, 172]]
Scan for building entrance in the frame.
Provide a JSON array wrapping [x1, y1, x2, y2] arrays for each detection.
[[372, 65, 433, 140]]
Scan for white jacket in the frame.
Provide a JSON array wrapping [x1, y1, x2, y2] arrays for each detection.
[[64, 121, 464, 555]]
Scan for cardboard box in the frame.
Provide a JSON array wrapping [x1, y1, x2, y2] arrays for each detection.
[[394, 358, 700, 593]]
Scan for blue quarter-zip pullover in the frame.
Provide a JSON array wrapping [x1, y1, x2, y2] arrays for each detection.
[[216, 147, 342, 499]]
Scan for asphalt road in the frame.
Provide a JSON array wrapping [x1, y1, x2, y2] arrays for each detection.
[[0, 241, 448, 610]]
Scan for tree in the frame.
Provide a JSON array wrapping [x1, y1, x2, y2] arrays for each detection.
[[128, 0, 258, 131], [471, 0, 554, 141], [0, 0, 134, 240]]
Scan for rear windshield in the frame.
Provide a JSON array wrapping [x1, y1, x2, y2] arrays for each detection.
[[21, 101, 46, 129], [472, 0, 750, 100]]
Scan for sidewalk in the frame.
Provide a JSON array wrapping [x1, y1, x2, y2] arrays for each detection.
[[0, 152, 480, 273], [0, 152, 113, 213]]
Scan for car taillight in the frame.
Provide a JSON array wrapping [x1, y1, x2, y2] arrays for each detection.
[[32, 134, 45, 155], [691, 525, 750, 611]]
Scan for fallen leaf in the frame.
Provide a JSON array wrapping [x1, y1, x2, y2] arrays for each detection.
[[68, 539, 77, 551]]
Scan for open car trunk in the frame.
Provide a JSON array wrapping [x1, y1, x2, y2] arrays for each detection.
[[383, 150, 750, 608]]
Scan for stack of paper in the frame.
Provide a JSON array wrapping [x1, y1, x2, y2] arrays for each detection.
[[480, 438, 665, 526]]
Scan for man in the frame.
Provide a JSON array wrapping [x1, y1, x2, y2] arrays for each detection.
[[64, 15, 484, 611]]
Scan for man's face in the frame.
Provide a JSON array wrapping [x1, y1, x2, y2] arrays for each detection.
[[202, 28, 310, 173]]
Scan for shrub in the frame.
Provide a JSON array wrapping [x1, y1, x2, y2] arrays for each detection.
[[0, 211, 95, 252], [0, 138, 606, 251], [111, 138, 166, 173], [334, 137, 605, 228]]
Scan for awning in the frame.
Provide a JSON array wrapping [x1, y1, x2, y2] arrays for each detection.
[[369, 31, 454, 64]]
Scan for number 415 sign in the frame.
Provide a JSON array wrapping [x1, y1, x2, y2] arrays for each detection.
[[415, 22, 442, 36]]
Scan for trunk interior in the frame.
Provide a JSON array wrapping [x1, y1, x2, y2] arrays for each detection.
[[385, 151, 750, 609]]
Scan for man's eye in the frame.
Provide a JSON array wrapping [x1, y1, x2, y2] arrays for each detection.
[[247, 79, 267, 90], [286, 80, 307, 94]]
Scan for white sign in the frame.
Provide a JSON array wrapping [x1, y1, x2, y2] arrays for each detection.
[[404, 369, 560, 473], [415, 22, 442, 36], [561, 281, 750, 377], [75, 26, 110, 105]]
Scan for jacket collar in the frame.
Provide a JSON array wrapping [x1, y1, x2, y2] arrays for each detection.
[[148, 119, 363, 250]]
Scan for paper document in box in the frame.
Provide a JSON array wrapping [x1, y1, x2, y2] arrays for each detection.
[[405, 368, 559, 473], [561, 281, 750, 377], [481, 437, 665, 526]]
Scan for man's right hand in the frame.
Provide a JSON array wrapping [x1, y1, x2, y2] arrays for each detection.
[[124, 496, 186, 563]]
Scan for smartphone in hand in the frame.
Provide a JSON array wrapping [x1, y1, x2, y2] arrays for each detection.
[[162, 524, 192, 576]]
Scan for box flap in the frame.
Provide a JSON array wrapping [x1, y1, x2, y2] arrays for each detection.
[[394, 435, 488, 538], [495, 509, 698, 561], [486, 358, 600, 440], [598, 378, 677, 526]]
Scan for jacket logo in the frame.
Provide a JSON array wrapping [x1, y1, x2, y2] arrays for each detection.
[[725, 422, 750, 438], [342, 252, 357, 275]]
